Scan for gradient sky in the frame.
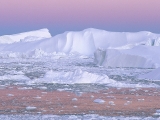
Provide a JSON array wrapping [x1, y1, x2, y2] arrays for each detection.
[[0, 0, 160, 36]]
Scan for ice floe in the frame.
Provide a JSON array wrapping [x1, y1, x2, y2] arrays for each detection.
[[93, 99, 105, 104]]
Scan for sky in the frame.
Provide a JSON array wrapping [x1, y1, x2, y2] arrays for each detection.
[[0, 0, 160, 36]]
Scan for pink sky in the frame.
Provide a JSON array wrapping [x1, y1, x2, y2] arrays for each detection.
[[0, 0, 160, 35]]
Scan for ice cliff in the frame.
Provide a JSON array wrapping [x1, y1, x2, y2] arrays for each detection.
[[94, 46, 160, 68]]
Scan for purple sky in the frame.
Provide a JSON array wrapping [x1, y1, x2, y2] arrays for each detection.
[[0, 0, 160, 36]]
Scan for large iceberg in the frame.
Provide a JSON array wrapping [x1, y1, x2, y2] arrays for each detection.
[[1, 28, 160, 68], [1, 28, 160, 54]]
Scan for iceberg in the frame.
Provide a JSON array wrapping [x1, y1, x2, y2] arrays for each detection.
[[1, 28, 160, 68], [1, 28, 160, 53], [29, 69, 115, 84], [1, 28, 160, 55], [0, 28, 51, 44]]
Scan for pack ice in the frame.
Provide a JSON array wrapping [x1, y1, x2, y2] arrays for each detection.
[[1, 28, 160, 69]]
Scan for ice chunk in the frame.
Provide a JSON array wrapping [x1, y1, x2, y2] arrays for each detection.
[[7, 94, 14, 97], [26, 106, 37, 111], [93, 99, 105, 104], [72, 98, 78, 101], [108, 101, 115, 105]]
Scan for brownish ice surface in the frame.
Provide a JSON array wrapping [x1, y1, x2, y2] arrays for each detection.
[[0, 86, 160, 116]]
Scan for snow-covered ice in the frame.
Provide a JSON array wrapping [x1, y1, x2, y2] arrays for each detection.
[[1, 28, 160, 59], [0, 28, 51, 44]]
